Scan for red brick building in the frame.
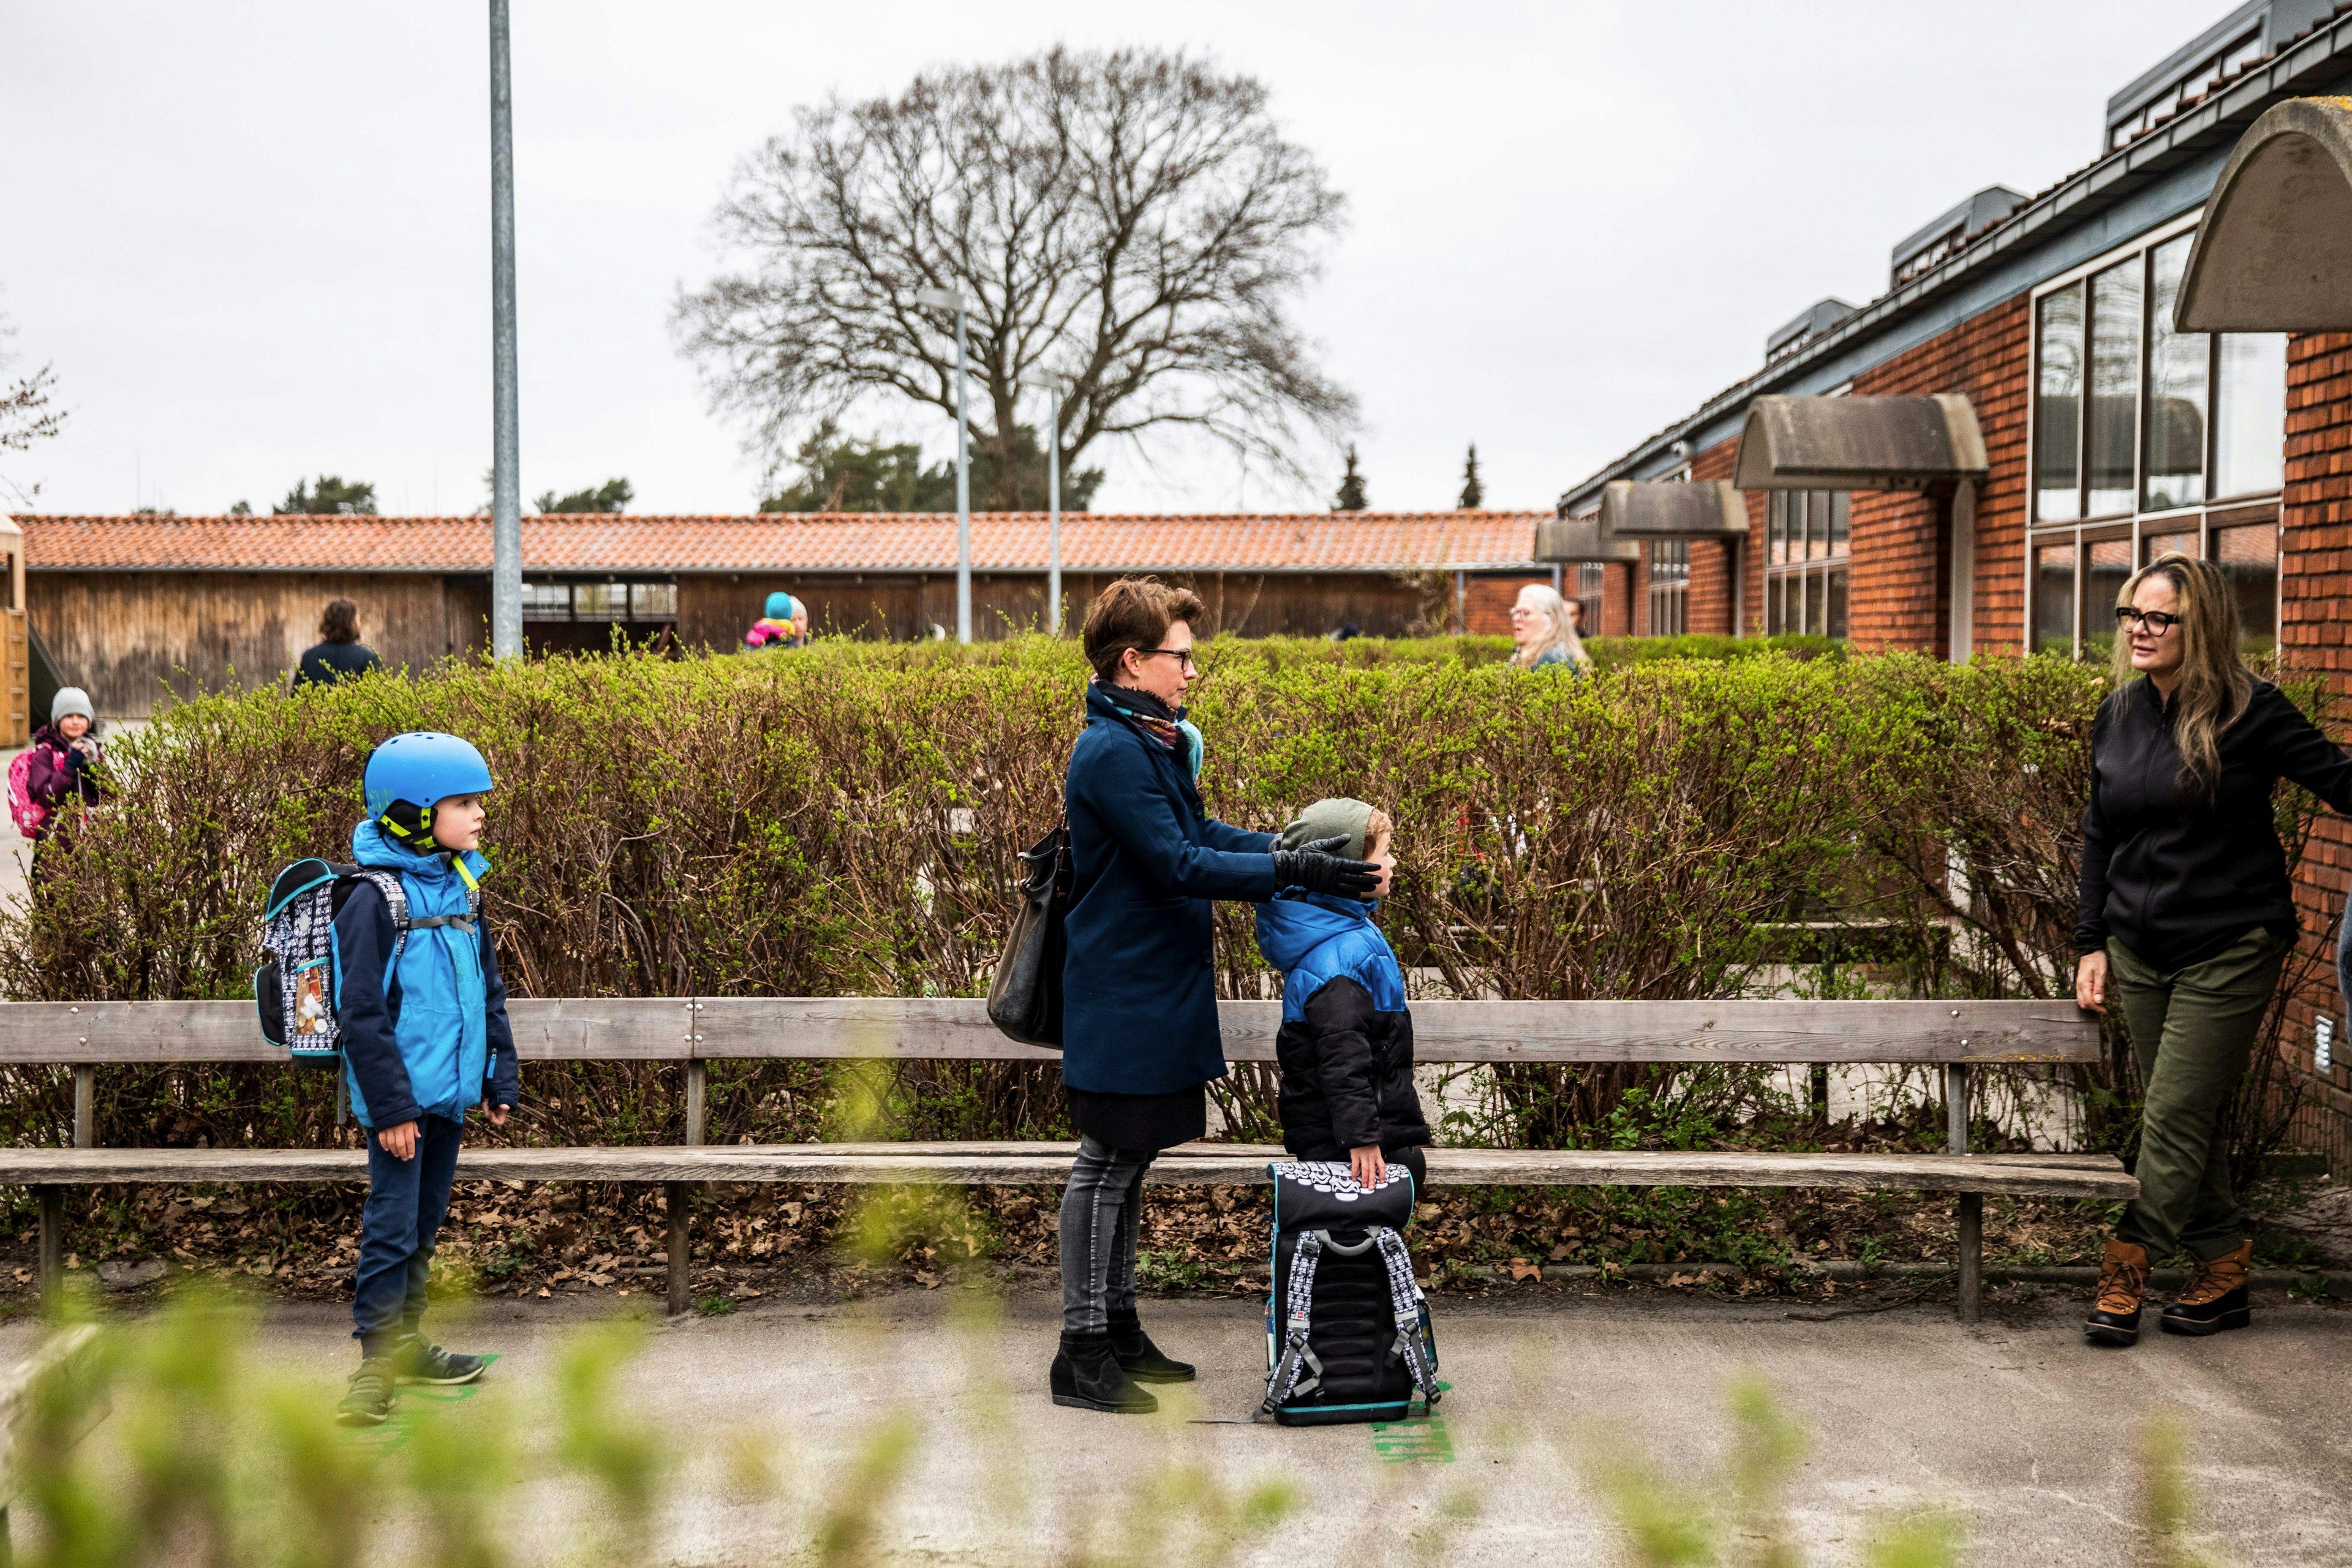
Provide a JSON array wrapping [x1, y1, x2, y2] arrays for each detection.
[[1556, 2, 2352, 1166]]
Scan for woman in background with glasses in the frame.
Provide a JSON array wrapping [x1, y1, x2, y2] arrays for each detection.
[[2076, 553, 2352, 1346]]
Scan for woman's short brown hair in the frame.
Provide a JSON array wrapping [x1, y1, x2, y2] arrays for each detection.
[[1081, 576, 1207, 684], [320, 598, 361, 644]]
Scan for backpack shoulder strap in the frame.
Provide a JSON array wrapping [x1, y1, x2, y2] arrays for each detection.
[[339, 868, 413, 968], [1373, 1227, 1441, 1408], [1261, 1229, 1327, 1414]]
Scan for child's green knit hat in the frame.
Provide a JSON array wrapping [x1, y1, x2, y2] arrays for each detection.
[[1275, 797, 1377, 863]]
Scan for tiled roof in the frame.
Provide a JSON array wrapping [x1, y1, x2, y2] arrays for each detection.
[[7, 511, 1546, 575]]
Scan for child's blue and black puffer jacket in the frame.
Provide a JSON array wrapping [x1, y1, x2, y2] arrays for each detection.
[[1253, 891, 1431, 1160], [331, 820, 519, 1131]]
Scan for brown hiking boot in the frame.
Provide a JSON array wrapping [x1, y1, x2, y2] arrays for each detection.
[[2161, 1240, 2253, 1337], [2085, 1238, 2148, 1346]]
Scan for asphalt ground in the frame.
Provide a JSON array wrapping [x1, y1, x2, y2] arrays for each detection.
[[6, 1280, 2346, 1566]]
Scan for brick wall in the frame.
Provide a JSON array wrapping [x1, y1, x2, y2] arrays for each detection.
[[1849, 294, 2033, 655], [1599, 562, 1636, 636], [1686, 440, 1746, 635], [2277, 331, 2352, 1174]]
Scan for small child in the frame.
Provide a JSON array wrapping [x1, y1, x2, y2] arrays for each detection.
[[334, 731, 520, 1428], [1254, 798, 1431, 1191], [743, 590, 809, 649]]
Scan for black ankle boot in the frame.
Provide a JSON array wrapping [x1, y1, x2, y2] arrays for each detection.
[[1050, 1330, 1157, 1414], [1107, 1310, 1196, 1383]]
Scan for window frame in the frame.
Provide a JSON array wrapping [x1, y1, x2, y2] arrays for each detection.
[[2024, 209, 2285, 658], [1645, 538, 1689, 637], [1762, 489, 1850, 639]]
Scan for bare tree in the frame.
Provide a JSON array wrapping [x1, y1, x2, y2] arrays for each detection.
[[675, 47, 1355, 505], [0, 310, 65, 503]]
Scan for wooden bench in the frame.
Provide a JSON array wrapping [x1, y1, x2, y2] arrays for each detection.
[[0, 996, 2128, 1325]]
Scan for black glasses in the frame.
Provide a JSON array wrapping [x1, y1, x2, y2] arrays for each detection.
[[2114, 606, 2182, 634], [1140, 647, 1200, 671]]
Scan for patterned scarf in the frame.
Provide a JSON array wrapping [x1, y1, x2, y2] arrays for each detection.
[[1102, 682, 1202, 778]]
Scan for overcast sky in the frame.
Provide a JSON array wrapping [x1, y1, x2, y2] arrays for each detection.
[[1, 0, 2230, 518]]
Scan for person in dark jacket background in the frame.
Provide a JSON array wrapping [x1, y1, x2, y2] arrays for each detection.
[[293, 599, 382, 690], [2075, 553, 2352, 1347], [1255, 797, 1431, 1190], [1053, 577, 1378, 1414]]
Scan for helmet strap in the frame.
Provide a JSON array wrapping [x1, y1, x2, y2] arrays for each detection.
[[377, 799, 438, 853]]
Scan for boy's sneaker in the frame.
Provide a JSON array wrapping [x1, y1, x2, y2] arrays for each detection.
[[336, 1359, 398, 1427], [393, 1335, 488, 1386]]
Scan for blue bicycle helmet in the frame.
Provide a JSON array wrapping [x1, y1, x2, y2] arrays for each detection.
[[363, 731, 494, 850], [764, 590, 800, 620]]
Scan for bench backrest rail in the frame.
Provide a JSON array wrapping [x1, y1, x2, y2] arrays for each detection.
[[0, 997, 2100, 1066]]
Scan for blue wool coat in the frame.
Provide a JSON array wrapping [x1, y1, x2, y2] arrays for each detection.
[[1060, 682, 1277, 1095]]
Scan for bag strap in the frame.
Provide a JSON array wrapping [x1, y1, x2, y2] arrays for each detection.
[[1373, 1227, 1441, 1408], [1261, 1230, 1326, 1414]]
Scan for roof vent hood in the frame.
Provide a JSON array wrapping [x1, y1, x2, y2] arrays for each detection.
[[1890, 186, 2026, 287], [1765, 298, 1857, 363]]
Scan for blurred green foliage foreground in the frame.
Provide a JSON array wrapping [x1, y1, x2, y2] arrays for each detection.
[[0, 1285, 2229, 1568]]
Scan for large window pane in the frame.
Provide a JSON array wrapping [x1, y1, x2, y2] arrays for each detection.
[[2141, 236, 2207, 511], [2214, 519, 2278, 652], [2143, 527, 2196, 565], [2034, 543, 2075, 656], [1828, 492, 1850, 557], [2081, 537, 2132, 660], [2086, 262, 2141, 516], [631, 582, 679, 619], [573, 583, 625, 619], [1824, 568, 1847, 640], [1807, 491, 1828, 560], [521, 581, 572, 621], [2213, 333, 2287, 498], [2036, 285, 2084, 521], [1768, 492, 1788, 565]]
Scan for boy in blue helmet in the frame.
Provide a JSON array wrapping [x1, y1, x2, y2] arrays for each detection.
[[1254, 798, 1431, 1191], [333, 731, 521, 1427]]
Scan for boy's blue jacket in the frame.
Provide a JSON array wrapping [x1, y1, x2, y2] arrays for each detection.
[[1254, 891, 1430, 1159], [330, 821, 520, 1129]]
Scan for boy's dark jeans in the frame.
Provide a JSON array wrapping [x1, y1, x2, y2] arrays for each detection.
[[353, 1112, 464, 1358]]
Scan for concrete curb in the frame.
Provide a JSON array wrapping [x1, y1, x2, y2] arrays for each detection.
[[1488, 1260, 2351, 1297]]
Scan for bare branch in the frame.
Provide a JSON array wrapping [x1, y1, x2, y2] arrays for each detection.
[[673, 47, 1355, 504]]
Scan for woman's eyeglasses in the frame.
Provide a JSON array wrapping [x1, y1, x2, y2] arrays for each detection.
[[2114, 607, 2182, 634], [1141, 647, 1200, 671]]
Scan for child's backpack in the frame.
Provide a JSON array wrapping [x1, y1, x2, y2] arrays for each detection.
[[7, 747, 48, 839], [253, 858, 477, 1065], [1259, 1160, 1441, 1426]]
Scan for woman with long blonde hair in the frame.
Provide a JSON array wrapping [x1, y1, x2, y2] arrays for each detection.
[[1507, 583, 1592, 673], [2075, 552, 2352, 1346]]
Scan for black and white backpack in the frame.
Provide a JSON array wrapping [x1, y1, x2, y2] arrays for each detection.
[[1260, 1160, 1441, 1426], [253, 858, 477, 1065]]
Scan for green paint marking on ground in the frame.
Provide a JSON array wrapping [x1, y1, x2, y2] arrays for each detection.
[[341, 1353, 502, 1460], [1370, 1414, 1455, 1464]]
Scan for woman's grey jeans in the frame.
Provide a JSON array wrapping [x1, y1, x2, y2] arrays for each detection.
[[1059, 1136, 1154, 1334]]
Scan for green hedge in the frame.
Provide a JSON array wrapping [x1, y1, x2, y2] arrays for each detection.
[[0, 638, 2321, 1170]]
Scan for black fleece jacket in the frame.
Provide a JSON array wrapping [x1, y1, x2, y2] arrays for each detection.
[[2076, 676, 2352, 970]]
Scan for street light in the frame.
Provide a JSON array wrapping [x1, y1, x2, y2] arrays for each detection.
[[488, 0, 522, 658], [1019, 371, 1066, 635], [913, 286, 973, 642]]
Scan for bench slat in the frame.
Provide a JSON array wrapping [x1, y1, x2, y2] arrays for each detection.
[[0, 997, 2100, 1065], [0, 1144, 2135, 1199]]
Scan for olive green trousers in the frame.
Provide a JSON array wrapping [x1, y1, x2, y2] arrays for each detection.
[[2106, 928, 2283, 1263]]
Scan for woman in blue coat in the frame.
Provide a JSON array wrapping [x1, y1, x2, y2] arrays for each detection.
[[1052, 578, 1378, 1414]]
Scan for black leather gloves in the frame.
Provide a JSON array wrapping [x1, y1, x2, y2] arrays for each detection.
[[1270, 835, 1382, 899]]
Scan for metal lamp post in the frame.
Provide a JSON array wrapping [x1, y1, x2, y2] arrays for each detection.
[[1019, 371, 1065, 634], [488, 0, 522, 658], [914, 287, 973, 642]]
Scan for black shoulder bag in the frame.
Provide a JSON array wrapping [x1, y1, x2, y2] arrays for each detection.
[[986, 820, 1071, 1047]]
